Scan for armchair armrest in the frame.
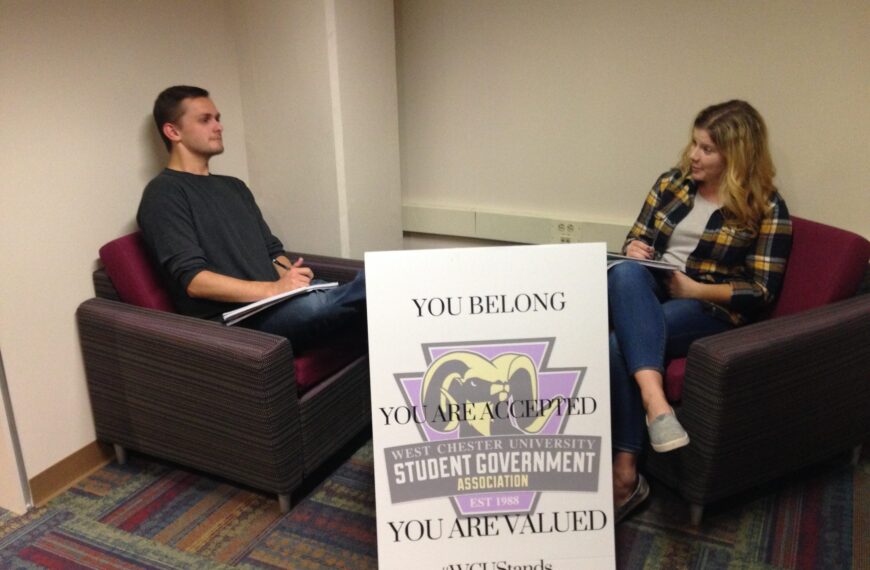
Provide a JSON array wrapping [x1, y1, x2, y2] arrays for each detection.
[[672, 294, 870, 502], [76, 298, 304, 494], [284, 251, 363, 284]]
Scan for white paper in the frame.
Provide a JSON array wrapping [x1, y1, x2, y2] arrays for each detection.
[[606, 252, 679, 271], [366, 243, 615, 570], [221, 281, 338, 326]]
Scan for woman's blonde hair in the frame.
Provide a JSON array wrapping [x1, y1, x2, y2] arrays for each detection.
[[678, 100, 777, 233]]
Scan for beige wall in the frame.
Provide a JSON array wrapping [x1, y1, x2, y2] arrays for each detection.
[[332, 0, 404, 258], [0, 0, 249, 488], [232, 0, 343, 256], [0, 422, 28, 513], [0, 352, 29, 513], [233, 0, 402, 258], [397, 0, 869, 238]]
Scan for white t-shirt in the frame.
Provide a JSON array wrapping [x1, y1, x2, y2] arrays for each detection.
[[661, 194, 720, 271]]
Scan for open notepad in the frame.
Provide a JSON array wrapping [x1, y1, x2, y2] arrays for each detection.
[[222, 282, 338, 326], [606, 253, 679, 272]]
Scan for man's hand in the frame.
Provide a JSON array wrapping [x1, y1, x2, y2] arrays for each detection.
[[187, 257, 315, 303], [272, 257, 313, 294], [625, 240, 654, 260]]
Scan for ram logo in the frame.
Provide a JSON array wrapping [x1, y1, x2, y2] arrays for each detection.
[[421, 351, 560, 437]]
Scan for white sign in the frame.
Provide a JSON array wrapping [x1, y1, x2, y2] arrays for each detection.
[[366, 243, 615, 570]]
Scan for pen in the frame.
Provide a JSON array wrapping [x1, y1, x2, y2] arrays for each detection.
[[272, 258, 290, 270]]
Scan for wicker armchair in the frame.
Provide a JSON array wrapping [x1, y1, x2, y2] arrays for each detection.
[[77, 234, 370, 513], [648, 217, 870, 524]]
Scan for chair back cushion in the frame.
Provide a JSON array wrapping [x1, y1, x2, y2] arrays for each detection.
[[99, 232, 175, 312], [770, 217, 870, 318]]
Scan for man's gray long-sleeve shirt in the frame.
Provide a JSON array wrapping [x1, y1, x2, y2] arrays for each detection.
[[137, 168, 285, 319]]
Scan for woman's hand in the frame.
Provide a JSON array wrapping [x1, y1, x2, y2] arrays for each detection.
[[625, 240, 654, 260], [666, 272, 733, 304], [665, 271, 700, 299]]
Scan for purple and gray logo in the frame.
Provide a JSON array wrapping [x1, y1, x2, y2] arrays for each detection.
[[385, 338, 599, 517]]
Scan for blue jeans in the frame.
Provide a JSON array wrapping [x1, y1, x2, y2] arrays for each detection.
[[608, 262, 732, 453], [241, 271, 367, 351]]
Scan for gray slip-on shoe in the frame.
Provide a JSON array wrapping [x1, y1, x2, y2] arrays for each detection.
[[647, 410, 690, 452], [615, 473, 650, 524]]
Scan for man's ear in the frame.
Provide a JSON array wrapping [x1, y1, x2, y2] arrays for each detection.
[[162, 122, 181, 144]]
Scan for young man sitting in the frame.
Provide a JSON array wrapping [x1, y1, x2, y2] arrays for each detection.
[[137, 85, 365, 350]]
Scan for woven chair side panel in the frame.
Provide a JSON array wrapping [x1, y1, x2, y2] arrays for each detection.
[[859, 264, 870, 295], [298, 356, 371, 474], [77, 298, 304, 494], [649, 294, 870, 504], [93, 268, 121, 301]]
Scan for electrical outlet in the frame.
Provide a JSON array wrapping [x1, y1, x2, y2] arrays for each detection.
[[553, 220, 578, 243]]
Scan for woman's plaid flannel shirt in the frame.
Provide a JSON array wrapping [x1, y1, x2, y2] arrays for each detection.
[[623, 169, 792, 325]]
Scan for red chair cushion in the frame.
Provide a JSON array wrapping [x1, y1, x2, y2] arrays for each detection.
[[99, 232, 175, 312], [664, 358, 687, 402], [294, 329, 367, 395]]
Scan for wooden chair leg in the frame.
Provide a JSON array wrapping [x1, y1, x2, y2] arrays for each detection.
[[278, 493, 291, 514], [689, 503, 704, 526], [851, 444, 863, 467], [113, 444, 127, 465]]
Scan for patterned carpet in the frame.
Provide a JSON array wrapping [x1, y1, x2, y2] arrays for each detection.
[[0, 440, 866, 569]]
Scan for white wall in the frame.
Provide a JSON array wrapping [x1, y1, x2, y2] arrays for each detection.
[[331, 0, 404, 258], [231, 0, 343, 256], [232, 0, 402, 258], [0, 0, 249, 487], [397, 0, 870, 238]]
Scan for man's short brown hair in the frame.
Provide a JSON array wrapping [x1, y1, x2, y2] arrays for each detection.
[[153, 85, 210, 151]]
